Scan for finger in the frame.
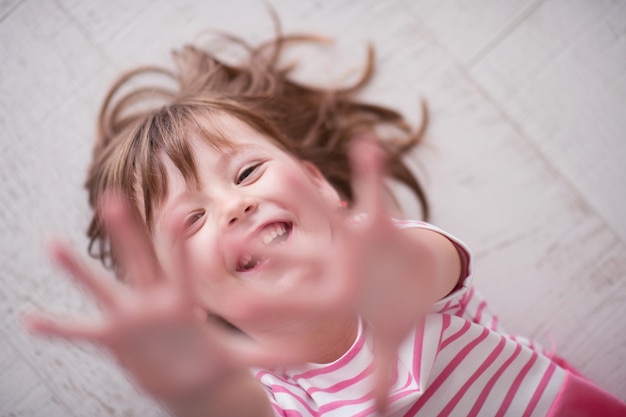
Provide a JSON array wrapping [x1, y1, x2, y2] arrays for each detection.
[[216, 327, 308, 370], [278, 163, 352, 234], [167, 211, 194, 304], [23, 312, 107, 343], [349, 139, 388, 221], [100, 192, 159, 288], [48, 239, 118, 308], [372, 338, 397, 414]]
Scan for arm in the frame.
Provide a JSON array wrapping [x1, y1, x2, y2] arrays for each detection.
[[401, 226, 462, 305]]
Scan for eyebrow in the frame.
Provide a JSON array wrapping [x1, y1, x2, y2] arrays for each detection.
[[153, 190, 194, 233], [153, 143, 258, 227]]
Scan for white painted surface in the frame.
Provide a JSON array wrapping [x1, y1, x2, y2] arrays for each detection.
[[1, 0, 624, 415]]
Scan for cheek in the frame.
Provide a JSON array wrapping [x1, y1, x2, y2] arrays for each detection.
[[188, 254, 226, 310], [186, 232, 223, 277], [180, 231, 229, 302], [273, 165, 339, 206]]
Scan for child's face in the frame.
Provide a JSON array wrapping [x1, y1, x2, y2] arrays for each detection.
[[152, 115, 340, 340]]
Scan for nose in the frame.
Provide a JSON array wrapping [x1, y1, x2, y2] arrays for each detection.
[[224, 197, 257, 227]]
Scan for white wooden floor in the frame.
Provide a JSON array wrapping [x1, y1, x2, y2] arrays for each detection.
[[1, 0, 624, 415]]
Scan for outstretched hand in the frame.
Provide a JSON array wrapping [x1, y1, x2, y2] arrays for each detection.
[[24, 195, 297, 401], [248, 139, 433, 412], [345, 140, 431, 412]]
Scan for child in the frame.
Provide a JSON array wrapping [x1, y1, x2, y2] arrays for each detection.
[[25, 25, 626, 417]]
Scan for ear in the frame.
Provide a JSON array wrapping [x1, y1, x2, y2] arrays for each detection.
[[302, 161, 341, 204]]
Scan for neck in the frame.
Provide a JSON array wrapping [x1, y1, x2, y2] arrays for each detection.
[[251, 313, 359, 364], [308, 314, 359, 364]]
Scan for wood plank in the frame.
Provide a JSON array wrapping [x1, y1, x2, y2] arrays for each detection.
[[400, 0, 545, 65], [470, 0, 626, 241], [0, 85, 167, 415], [0, 0, 21, 21], [0, 334, 74, 416], [0, 0, 106, 143]]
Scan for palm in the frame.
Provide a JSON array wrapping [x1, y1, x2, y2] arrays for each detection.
[[25, 195, 290, 400], [258, 140, 427, 410]]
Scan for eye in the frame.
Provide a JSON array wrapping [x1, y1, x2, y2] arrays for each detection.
[[236, 162, 262, 185], [183, 211, 205, 231]]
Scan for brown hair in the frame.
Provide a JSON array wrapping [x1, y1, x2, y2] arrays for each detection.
[[86, 30, 429, 269]]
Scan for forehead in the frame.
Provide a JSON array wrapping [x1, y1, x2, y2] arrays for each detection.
[[186, 114, 286, 165], [212, 114, 281, 148]]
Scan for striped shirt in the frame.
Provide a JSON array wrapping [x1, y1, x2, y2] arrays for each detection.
[[253, 220, 622, 416]]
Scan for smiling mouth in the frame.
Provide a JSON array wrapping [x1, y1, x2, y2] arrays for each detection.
[[236, 221, 293, 272]]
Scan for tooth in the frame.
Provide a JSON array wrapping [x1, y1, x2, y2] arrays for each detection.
[[263, 234, 273, 245]]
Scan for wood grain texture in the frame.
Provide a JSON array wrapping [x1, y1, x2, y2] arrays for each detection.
[[402, 0, 626, 397], [0, 0, 21, 22], [469, 0, 626, 241], [1, 0, 624, 415], [401, 0, 546, 65]]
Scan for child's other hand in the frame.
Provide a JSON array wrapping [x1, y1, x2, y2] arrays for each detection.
[[24, 194, 290, 401], [254, 139, 434, 412], [347, 139, 431, 412]]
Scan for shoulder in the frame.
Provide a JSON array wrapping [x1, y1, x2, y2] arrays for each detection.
[[392, 218, 473, 303], [391, 219, 472, 275]]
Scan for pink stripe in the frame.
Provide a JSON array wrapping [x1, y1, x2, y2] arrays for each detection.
[[271, 402, 288, 416], [351, 388, 422, 417], [438, 299, 453, 313], [257, 370, 311, 397], [257, 370, 297, 387], [457, 287, 474, 318], [490, 315, 499, 331], [441, 314, 452, 333], [318, 372, 413, 414], [440, 320, 471, 351], [522, 361, 557, 417], [439, 336, 507, 416], [349, 374, 420, 417], [403, 327, 490, 416], [291, 330, 366, 380], [474, 300, 487, 323], [412, 319, 427, 384], [308, 364, 374, 394], [318, 388, 371, 414], [494, 351, 539, 417], [271, 385, 318, 415], [440, 303, 460, 314], [273, 402, 304, 417], [467, 342, 523, 417]]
